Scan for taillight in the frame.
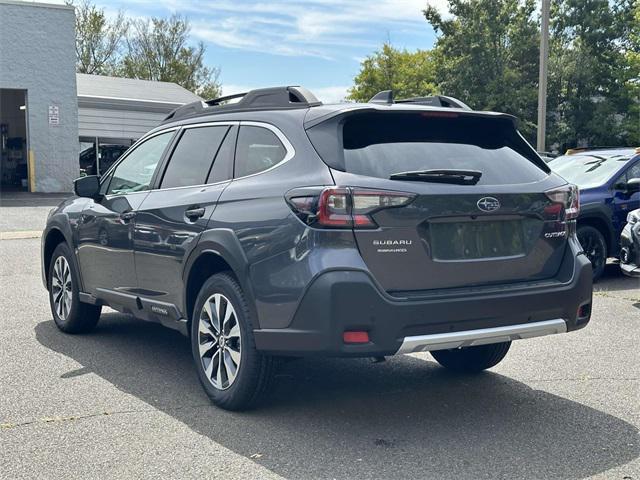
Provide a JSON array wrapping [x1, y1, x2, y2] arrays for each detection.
[[545, 184, 579, 220], [286, 187, 415, 229], [316, 187, 352, 226]]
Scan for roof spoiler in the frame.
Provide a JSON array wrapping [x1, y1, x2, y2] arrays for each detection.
[[368, 90, 472, 110], [164, 86, 322, 123]]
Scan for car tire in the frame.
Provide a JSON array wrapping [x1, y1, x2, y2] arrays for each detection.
[[48, 243, 101, 334], [430, 342, 511, 373], [190, 273, 277, 411], [577, 225, 607, 282]]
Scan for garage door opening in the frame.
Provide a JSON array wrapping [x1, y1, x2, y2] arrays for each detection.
[[0, 89, 29, 191]]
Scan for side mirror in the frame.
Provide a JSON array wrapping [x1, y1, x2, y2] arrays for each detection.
[[626, 178, 640, 193], [74, 175, 101, 199]]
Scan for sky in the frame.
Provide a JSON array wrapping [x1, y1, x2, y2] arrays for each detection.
[[38, 0, 448, 102]]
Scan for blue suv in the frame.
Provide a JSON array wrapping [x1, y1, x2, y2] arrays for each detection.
[[549, 148, 640, 280]]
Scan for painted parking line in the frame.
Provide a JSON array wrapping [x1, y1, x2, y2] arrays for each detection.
[[0, 231, 42, 240]]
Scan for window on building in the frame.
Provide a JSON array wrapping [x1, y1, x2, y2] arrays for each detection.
[[79, 137, 133, 176]]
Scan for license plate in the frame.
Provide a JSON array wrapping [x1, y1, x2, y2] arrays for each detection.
[[430, 220, 525, 260]]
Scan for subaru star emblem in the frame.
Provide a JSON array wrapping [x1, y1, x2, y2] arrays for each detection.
[[477, 197, 500, 212]]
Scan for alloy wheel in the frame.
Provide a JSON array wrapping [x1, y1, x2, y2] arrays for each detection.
[[51, 256, 72, 321], [198, 293, 242, 390]]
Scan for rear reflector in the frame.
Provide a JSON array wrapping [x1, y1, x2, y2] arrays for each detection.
[[343, 331, 370, 344], [578, 303, 591, 319]]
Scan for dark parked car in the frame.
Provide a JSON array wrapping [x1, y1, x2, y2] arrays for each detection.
[[548, 148, 640, 280], [620, 208, 640, 277], [42, 87, 593, 410]]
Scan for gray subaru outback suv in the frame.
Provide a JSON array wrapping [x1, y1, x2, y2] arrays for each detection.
[[42, 86, 593, 410]]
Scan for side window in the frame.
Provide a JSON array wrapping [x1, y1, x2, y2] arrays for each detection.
[[99, 170, 113, 196], [160, 126, 229, 189], [106, 131, 173, 195], [207, 125, 236, 184], [614, 161, 640, 189], [625, 162, 640, 182], [234, 126, 287, 178]]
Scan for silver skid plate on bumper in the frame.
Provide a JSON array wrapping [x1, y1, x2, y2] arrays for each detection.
[[398, 319, 567, 354]]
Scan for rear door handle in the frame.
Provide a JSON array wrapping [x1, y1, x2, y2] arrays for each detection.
[[120, 211, 136, 221], [185, 207, 206, 220]]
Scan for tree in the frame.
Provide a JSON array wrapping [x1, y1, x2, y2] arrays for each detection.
[[546, 0, 639, 149], [347, 43, 437, 102], [423, 0, 540, 140], [70, 0, 128, 75], [120, 15, 221, 99], [623, 1, 640, 144]]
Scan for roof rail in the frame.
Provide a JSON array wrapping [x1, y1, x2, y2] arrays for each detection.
[[163, 86, 322, 123], [368, 90, 472, 111]]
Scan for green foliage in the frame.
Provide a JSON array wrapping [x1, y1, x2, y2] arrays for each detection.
[[423, 0, 540, 140], [120, 15, 220, 99], [350, 0, 638, 149], [347, 44, 437, 102], [625, 1, 640, 144], [69, 0, 128, 75], [71, 2, 221, 98], [547, 0, 638, 149]]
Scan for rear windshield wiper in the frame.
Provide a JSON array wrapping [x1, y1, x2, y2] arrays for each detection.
[[389, 169, 482, 185]]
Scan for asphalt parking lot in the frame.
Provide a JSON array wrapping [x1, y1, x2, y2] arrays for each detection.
[[1, 200, 639, 480]]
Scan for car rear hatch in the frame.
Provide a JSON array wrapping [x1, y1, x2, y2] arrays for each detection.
[[305, 109, 577, 293]]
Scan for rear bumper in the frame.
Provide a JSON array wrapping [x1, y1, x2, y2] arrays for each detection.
[[253, 242, 593, 357]]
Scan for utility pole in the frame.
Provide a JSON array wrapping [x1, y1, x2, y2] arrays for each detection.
[[537, 0, 551, 153]]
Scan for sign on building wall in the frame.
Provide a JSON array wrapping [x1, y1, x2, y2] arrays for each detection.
[[48, 105, 59, 126]]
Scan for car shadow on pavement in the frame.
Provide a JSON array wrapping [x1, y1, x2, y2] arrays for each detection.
[[35, 315, 639, 480]]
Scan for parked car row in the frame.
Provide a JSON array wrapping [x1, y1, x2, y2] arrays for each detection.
[[548, 147, 640, 280]]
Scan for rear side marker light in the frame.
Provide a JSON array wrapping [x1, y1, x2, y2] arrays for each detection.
[[343, 331, 370, 344], [545, 184, 580, 220], [286, 187, 415, 229]]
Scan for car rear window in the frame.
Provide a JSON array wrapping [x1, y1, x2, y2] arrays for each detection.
[[309, 112, 549, 186]]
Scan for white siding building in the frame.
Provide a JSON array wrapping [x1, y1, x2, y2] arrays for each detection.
[[76, 74, 202, 176]]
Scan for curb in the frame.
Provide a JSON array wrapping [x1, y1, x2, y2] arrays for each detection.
[[0, 231, 42, 240]]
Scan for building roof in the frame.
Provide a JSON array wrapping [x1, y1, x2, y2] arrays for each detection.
[[76, 74, 202, 112], [0, 0, 73, 11]]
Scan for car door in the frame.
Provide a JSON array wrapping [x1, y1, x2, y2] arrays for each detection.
[[76, 130, 176, 298], [133, 123, 237, 312], [612, 159, 640, 235]]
